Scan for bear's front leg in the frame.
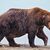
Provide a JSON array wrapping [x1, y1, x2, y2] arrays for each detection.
[[36, 27, 48, 46], [28, 32, 37, 47]]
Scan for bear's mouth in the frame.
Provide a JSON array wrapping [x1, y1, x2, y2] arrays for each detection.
[[48, 22, 50, 29]]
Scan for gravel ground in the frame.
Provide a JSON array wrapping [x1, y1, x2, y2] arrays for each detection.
[[0, 44, 50, 50]]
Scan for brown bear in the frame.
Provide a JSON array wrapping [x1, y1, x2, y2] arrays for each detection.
[[0, 7, 50, 47]]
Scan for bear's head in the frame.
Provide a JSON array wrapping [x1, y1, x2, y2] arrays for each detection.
[[32, 7, 50, 29]]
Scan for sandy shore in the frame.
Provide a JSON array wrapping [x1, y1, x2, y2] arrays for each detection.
[[0, 44, 50, 50]]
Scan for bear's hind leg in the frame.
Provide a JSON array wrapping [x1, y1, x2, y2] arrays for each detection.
[[0, 35, 4, 46], [6, 37, 20, 47]]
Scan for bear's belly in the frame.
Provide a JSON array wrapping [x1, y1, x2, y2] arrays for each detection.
[[6, 32, 26, 38]]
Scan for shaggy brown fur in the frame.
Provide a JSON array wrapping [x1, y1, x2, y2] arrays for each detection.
[[0, 7, 50, 47]]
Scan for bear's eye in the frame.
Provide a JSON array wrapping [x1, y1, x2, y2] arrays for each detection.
[[43, 14, 47, 18]]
